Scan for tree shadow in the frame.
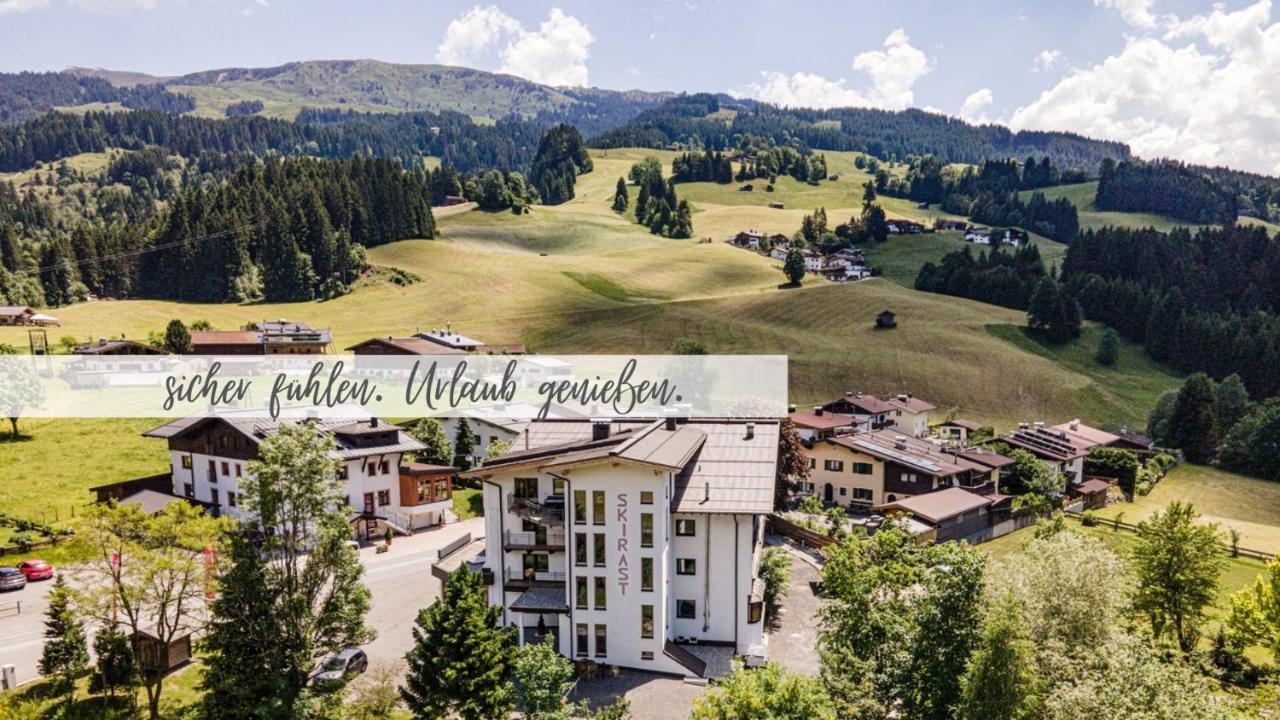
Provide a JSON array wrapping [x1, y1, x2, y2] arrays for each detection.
[[776, 281, 804, 290], [0, 433, 34, 444]]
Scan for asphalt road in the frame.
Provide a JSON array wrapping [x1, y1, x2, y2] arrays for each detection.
[[0, 517, 484, 687]]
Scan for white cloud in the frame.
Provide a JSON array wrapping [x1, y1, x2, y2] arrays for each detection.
[[435, 5, 594, 87], [960, 88, 994, 123], [1095, 0, 1160, 28], [1011, 0, 1280, 175], [0, 0, 48, 13], [738, 28, 932, 110], [1032, 49, 1062, 72]]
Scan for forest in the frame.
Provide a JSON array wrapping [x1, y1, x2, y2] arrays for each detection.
[[0, 71, 195, 124], [1096, 159, 1240, 225]]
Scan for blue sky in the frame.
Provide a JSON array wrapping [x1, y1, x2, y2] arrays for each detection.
[[2, 0, 1279, 174]]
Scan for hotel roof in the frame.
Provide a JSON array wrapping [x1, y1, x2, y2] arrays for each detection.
[[144, 410, 424, 460]]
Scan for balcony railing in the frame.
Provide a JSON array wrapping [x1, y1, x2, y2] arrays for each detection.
[[507, 493, 565, 524], [504, 528, 566, 550], [504, 567, 567, 589]]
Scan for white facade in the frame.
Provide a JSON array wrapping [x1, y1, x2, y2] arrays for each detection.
[[474, 419, 775, 678]]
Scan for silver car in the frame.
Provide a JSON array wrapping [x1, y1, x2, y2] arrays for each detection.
[[0, 567, 27, 592], [310, 647, 368, 686]]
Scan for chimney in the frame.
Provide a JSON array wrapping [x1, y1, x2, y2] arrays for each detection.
[[894, 435, 907, 450], [369, 417, 378, 428], [1018, 422, 1029, 430], [592, 420, 611, 441], [787, 404, 796, 414], [1069, 419, 1080, 431], [814, 406, 823, 417], [665, 417, 677, 431], [745, 422, 755, 440], [897, 394, 907, 402], [1034, 421, 1045, 429]]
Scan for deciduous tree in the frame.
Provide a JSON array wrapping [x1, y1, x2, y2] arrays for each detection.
[[692, 662, 835, 720], [1133, 502, 1224, 652]]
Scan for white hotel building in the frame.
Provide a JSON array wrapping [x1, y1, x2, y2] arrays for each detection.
[[124, 412, 456, 535], [472, 417, 778, 679]]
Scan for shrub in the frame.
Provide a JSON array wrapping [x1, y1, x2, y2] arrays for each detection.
[[10, 532, 36, 552], [1081, 510, 1098, 527]]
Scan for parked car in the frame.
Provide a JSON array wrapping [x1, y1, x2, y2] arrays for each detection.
[[0, 567, 28, 592], [310, 647, 368, 686], [16, 560, 53, 581]]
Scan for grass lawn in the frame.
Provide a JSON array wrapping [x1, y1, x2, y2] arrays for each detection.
[[2, 659, 205, 719], [451, 487, 483, 520], [1095, 464, 1280, 555], [1019, 181, 1280, 235]]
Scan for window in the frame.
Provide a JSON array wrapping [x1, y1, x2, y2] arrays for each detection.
[[594, 577, 606, 610], [207, 460, 215, 479], [522, 553, 549, 575], [677, 600, 696, 619], [852, 462, 873, 475], [641, 651, 654, 661], [748, 599, 764, 624], [641, 605, 654, 638], [839, 487, 847, 497], [552, 477, 565, 495], [640, 491, 654, 505], [824, 459, 845, 472], [379, 460, 390, 475], [210, 489, 219, 506], [363, 493, 374, 512], [594, 625, 607, 657], [338, 465, 349, 480], [515, 477, 538, 500], [593, 534, 606, 567], [180, 455, 192, 470], [574, 533, 587, 566], [576, 624, 588, 657], [221, 461, 229, 476], [808, 458, 816, 469], [576, 577, 588, 609], [853, 488, 874, 501], [641, 513, 653, 548], [183, 483, 194, 498], [641, 557, 654, 591], [234, 463, 241, 478], [677, 558, 696, 575], [377, 490, 390, 506], [228, 492, 237, 507], [675, 519, 696, 537], [592, 491, 605, 525], [574, 490, 587, 524]]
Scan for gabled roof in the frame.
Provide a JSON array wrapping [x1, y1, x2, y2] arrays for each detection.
[[826, 392, 894, 416], [876, 487, 992, 524], [949, 446, 1015, 470], [344, 336, 469, 355], [144, 411, 424, 460], [935, 418, 984, 431], [73, 339, 166, 355], [1050, 421, 1120, 448], [884, 394, 936, 413], [1002, 425, 1094, 462], [788, 410, 858, 430], [190, 331, 260, 347], [0, 306, 33, 317], [480, 418, 781, 515], [829, 431, 968, 477]]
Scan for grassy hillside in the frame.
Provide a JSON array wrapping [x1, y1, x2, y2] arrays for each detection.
[[1020, 181, 1280, 235], [67, 60, 671, 123]]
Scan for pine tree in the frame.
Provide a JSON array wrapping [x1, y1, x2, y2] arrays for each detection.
[[401, 568, 516, 720], [162, 318, 192, 353], [1095, 326, 1119, 366], [199, 530, 290, 720], [611, 178, 629, 212], [453, 418, 478, 471], [783, 248, 806, 285], [1213, 373, 1251, 435], [39, 574, 89, 706], [91, 621, 137, 703], [1169, 373, 1219, 464]]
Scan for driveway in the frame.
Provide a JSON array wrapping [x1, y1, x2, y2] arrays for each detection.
[[572, 670, 707, 720], [765, 546, 824, 675], [0, 517, 483, 687]]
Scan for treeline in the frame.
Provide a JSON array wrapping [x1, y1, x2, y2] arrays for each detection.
[[23, 156, 436, 305], [527, 124, 592, 205], [1096, 159, 1238, 225], [0, 71, 194, 124], [915, 244, 1049, 310], [0, 107, 545, 174], [591, 93, 1130, 170], [882, 155, 1081, 243], [1063, 224, 1280, 398], [224, 100, 264, 117]]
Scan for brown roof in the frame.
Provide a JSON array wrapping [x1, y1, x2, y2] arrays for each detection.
[[828, 392, 894, 415], [876, 487, 992, 524], [0, 306, 34, 317], [190, 331, 260, 346], [936, 418, 984, 431], [1050, 421, 1120, 447], [73, 339, 166, 355], [1071, 477, 1113, 496], [885, 394, 936, 413], [144, 412, 423, 460], [829, 430, 973, 478], [1002, 425, 1095, 462], [344, 337, 469, 355], [949, 446, 1015, 469], [788, 410, 857, 430], [400, 462, 457, 476]]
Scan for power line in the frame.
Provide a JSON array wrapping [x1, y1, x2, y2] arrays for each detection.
[[33, 220, 263, 273]]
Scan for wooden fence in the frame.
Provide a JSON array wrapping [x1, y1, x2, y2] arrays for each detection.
[[1066, 510, 1277, 562], [767, 514, 838, 549]]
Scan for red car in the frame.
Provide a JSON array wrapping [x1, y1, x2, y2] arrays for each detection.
[[16, 560, 53, 581]]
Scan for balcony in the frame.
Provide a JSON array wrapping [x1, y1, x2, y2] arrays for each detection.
[[507, 493, 565, 525], [504, 528, 566, 551], [503, 567, 567, 592]]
